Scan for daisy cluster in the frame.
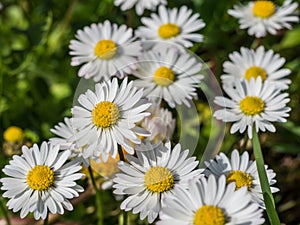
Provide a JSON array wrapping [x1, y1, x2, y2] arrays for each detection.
[[216, 0, 298, 139], [0, 0, 298, 224]]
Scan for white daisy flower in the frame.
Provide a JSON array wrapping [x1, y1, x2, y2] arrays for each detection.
[[113, 141, 203, 223], [114, 0, 166, 15], [69, 20, 141, 82], [214, 77, 291, 139], [204, 149, 279, 208], [132, 46, 204, 108], [50, 117, 75, 150], [157, 175, 265, 225], [141, 105, 176, 142], [222, 46, 291, 90], [0, 142, 84, 220], [136, 5, 205, 49], [228, 0, 299, 38], [49, 117, 90, 166], [72, 77, 151, 161]]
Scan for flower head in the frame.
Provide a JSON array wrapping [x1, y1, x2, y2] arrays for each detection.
[[214, 77, 290, 138], [228, 0, 299, 37], [113, 141, 203, 223], [141, 105, 176, 143], [114, 0, 166, 15], [136, 5, 205, 49], [0, 142, 84, 220], [69, 20, 141, 81], [50, 117, 90, 166], [133, 46, 204, 108], [72, 77, 151, 161], [204, 149, 279, 207], [50, 117, 75, 150], [157, 175, 265, 225], [3, 126, 24, 142], [222, 46, 291, 90]]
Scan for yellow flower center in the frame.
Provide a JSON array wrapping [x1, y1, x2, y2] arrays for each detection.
[[158, 23, 180, 39], [94, 40, 117, 60], [92, 101, 120, 128], [194, 205, 225, 225], [26, 165, 54, 191], [3, 126, 24, 142], [253, 1, 275, 18], [144, 166, 174, 193], [226, 170, 253, 190], [239, 96, 264, 116], [153, 66, 175, 86], [244, 66, 267, 82]]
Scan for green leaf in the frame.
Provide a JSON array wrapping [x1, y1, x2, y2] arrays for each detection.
[[263, 192, 281, 225], [273, 143, 300, 154], [280, 26, 300, 49], [279, 121, 300, 137], [252, 130, 281, 225]]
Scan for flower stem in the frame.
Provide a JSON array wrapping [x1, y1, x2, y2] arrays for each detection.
[[118, 146, 128, 225], [0, 196, 11, 225], [88, 166, 103, 225], [252, 130, 280, 225], [118, 146, 126, 162], [122, 211, 128, 225], [43, 213, 48, 225]]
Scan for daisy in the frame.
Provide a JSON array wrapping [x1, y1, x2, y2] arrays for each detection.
[[214, 77, 291, 139], [3, 126, 24, 143], [69, 20, 141, 82], [157, 175, 265, 225], [136, 5, 205, 49], [114, 0, 166, 15], [204, 149, 279, 208], [132, 46, 204, 108], [50, 117, 75, 150], [71, 77, 151, 161], [141, 105, 176, 142], [113, 141, 203, 223], [222, 46, 291, 90], [0, 142, 84, 220], [49, 117, 90, 166], [228, 0, 299, 38]]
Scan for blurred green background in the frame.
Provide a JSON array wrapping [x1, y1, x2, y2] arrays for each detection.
[[0, 0, 300, 224]]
